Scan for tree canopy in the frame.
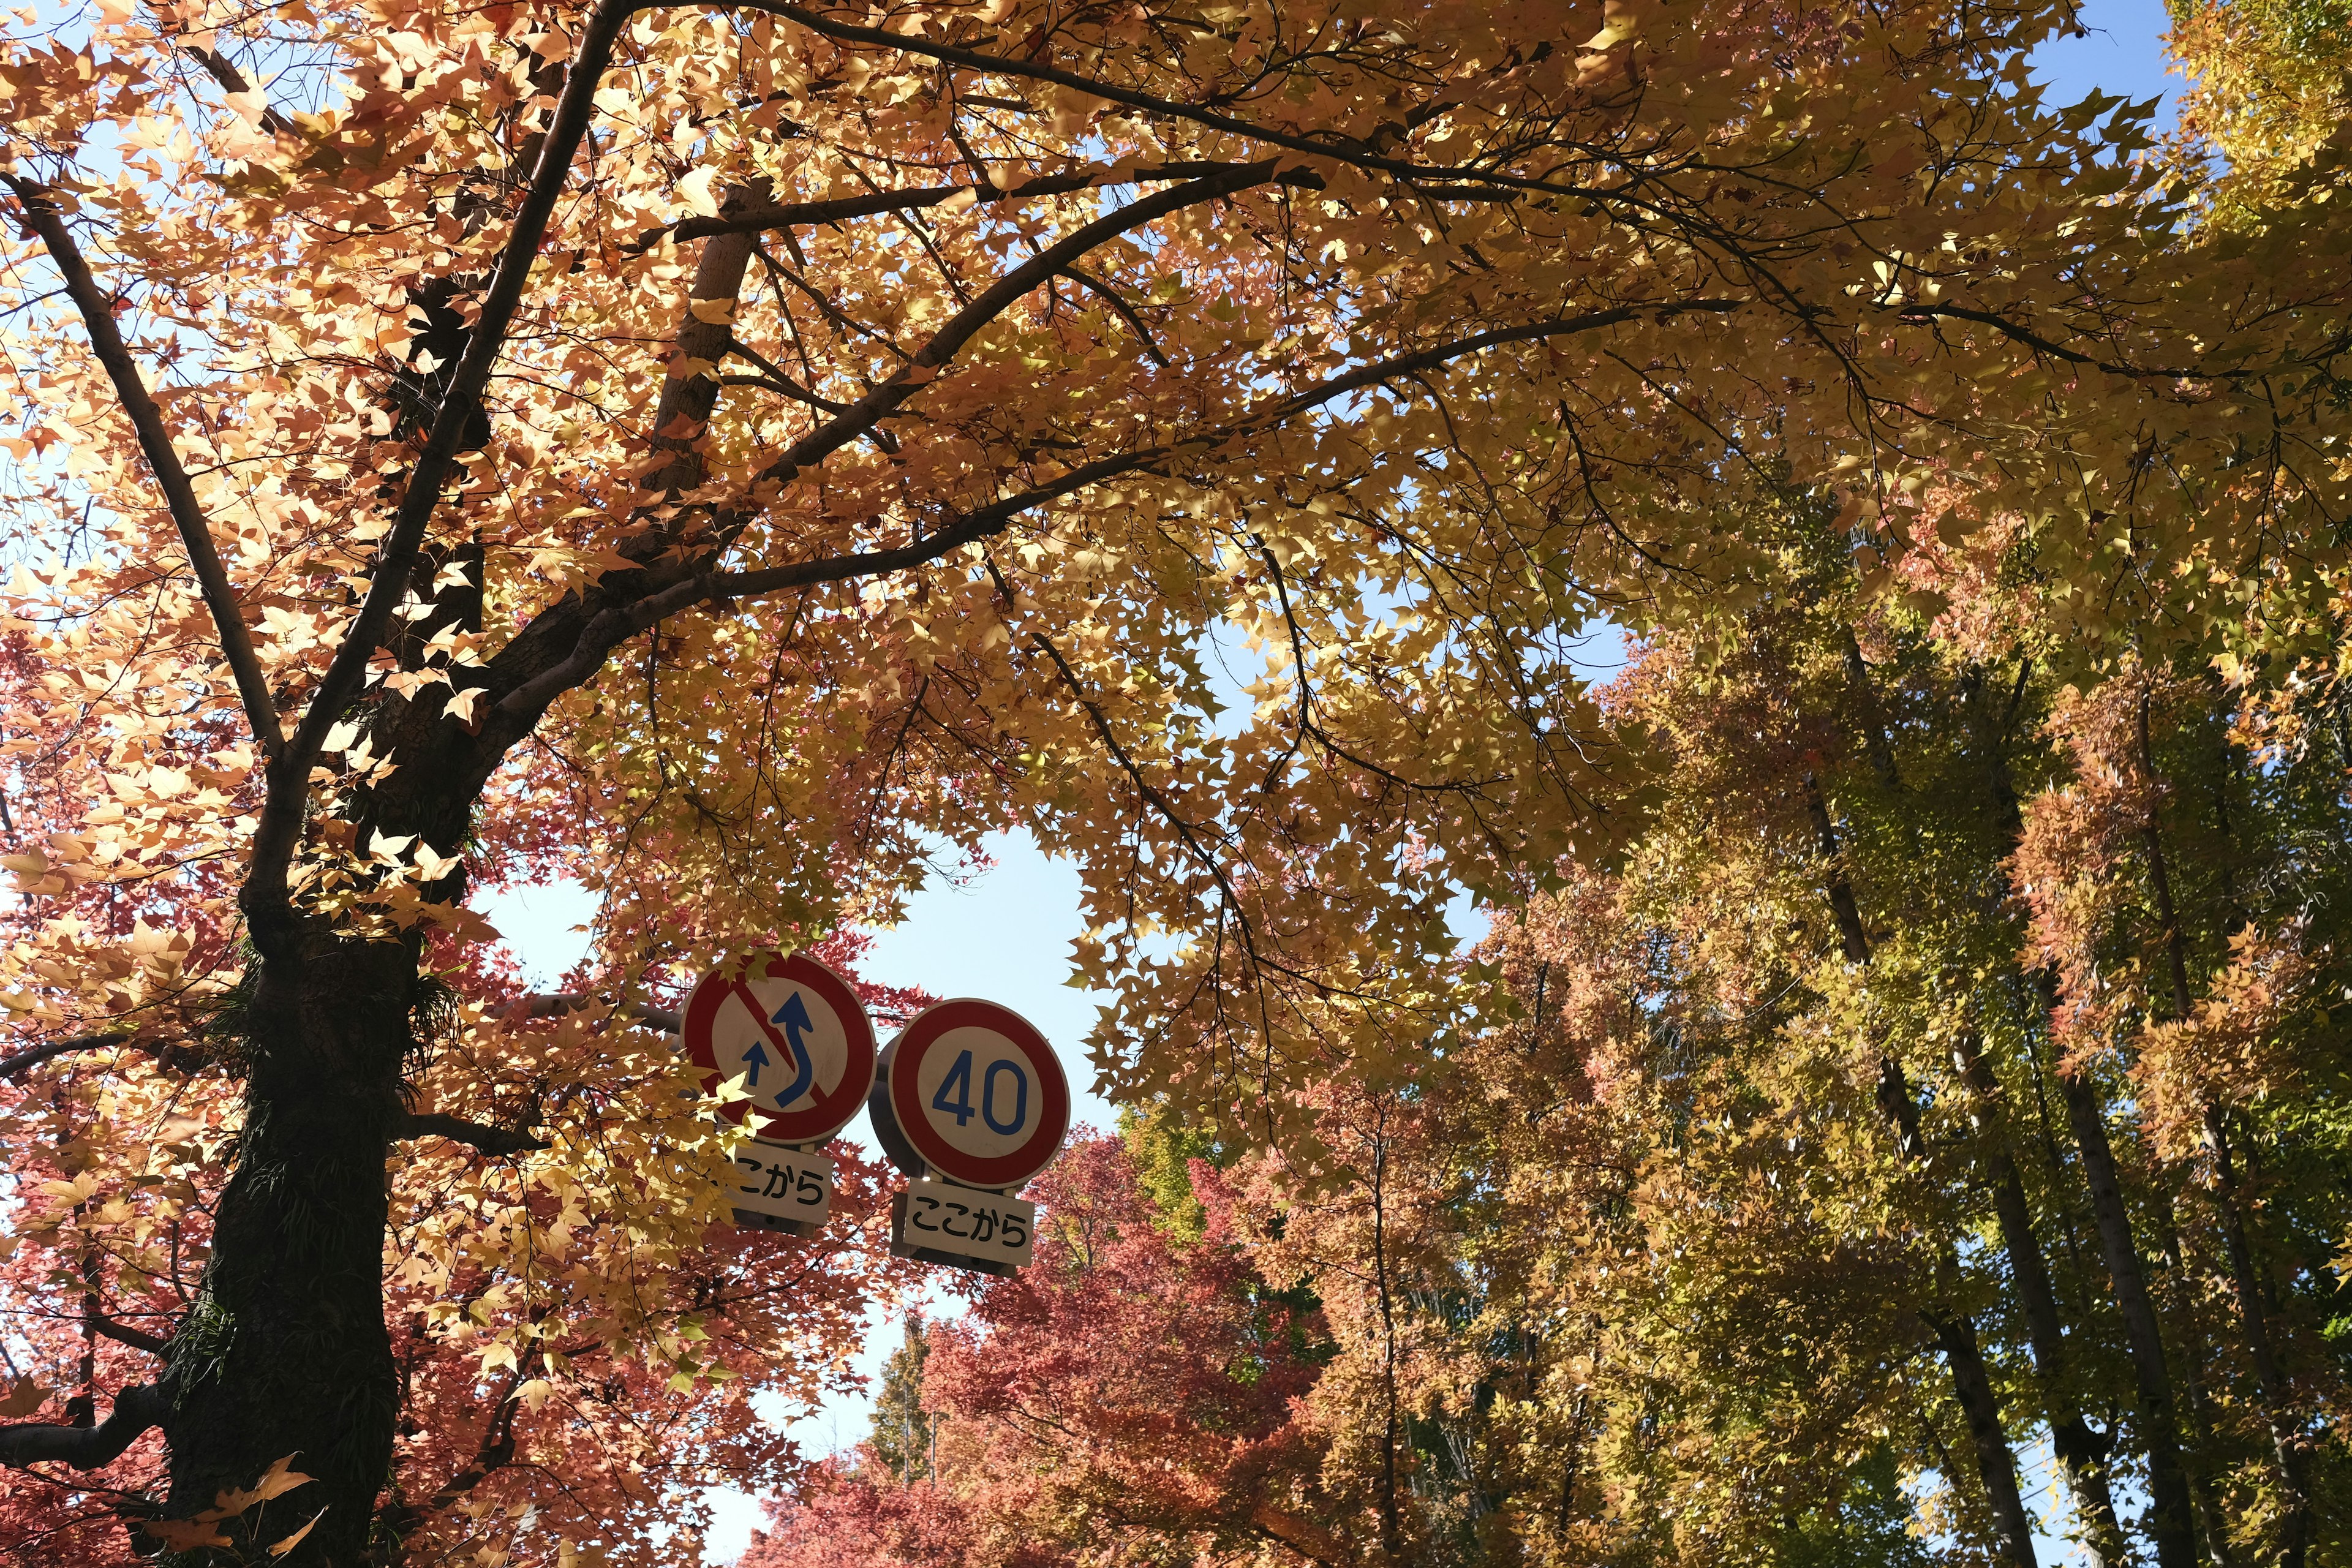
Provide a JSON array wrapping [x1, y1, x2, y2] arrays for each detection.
[[2, 0, 2349, 1562]]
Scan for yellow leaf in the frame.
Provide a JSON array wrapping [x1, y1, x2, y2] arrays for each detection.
[[687, 298, 736, 325], [676, 166, 721, 219], [214, 1452, 314, 1514], [250, 1454, 316, 1503]]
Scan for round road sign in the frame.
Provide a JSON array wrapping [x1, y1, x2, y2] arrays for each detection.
[[682, 951, 876, 1144], [870, 998, 1070, 1191]]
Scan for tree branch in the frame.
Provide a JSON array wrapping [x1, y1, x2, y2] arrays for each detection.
[[0, 1382, 167, 1471], [480, 300, 1740, 750], [243, 0, 655, 932], [1, 176, 284, 762], [0, 1032, 203, 1083], [181, 42, 295, 135], [731, 0, 1599, 200], [88, 1316, 170, 1355], [645, 160, 1258, 249], [508, 993, 683, 1033], [728, 164, 1287, 499], [396, 1113, 549, 1157]]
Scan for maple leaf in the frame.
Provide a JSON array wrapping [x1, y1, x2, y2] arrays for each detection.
[[675, 166, 722, 219]]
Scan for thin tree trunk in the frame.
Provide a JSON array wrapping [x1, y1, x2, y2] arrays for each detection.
[[2154, 1191, 2240, 1568], [1841, 627, 1901, 790], [1956, 1035, 2130, 1567], [2204, 1108, 2309, 1568], [1877, 1056, 2040, 1568], [2056, 1065, 2199, 1568], [1368, 1103, 1403, 1564], [2136, 701, 2310, 1566], [1807, 774, 2035, 1563], [1921, 1304, 2041, 1567], [1988, 694, 2196, 1568]]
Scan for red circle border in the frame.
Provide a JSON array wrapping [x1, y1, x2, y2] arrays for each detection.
[[682, 952, 876, 1142], [886, 998, 1070, 1189]]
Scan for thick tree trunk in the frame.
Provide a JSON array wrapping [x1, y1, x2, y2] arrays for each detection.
[[161, 935, 417, 1565]]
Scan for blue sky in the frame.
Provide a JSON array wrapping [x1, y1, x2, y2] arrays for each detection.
[[477, 2, 2196, 1556]]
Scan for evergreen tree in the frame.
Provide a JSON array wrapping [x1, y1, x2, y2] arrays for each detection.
[[868, 1314, 932, 1487]]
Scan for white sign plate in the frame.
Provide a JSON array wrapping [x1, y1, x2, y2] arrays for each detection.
[[728, 1137, 832, 1235], [889, 1180, 1036, 1274]]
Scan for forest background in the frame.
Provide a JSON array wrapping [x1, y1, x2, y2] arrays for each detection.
[[685, 4, 2209, 1560]]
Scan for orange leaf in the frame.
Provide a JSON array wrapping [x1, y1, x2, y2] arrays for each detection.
[[214, 1453, 314, 1514], [146, 1519, 232, 1551], [268, 1509, 326, 1557]]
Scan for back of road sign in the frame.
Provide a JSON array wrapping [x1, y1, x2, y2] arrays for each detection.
[[682, 951, 876, 1145]]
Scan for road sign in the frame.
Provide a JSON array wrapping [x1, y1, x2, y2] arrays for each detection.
[[870, 998, 1070, 1192], [728, 1139, 832, 1235], [889, 1180, 1035, 1274], [682, 951, 876, 1145]]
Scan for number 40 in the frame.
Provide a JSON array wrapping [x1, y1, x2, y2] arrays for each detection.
[[932, 1049, 1028, 1136]]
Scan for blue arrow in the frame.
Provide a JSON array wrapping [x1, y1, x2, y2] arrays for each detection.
[[739, 1039, 769, 1088], [771, 992, 816, 1107]]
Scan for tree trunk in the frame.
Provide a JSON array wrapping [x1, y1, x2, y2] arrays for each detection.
[[1922, 1305, 2041, 1567], [2204, 1106, 2309, 1568], [2137, 711, 2309, 1565], [2057, 1067, 2199, 1568], [161, 935, 418, 1564], [1807, 773, 2033, 1562], [1956, 1036, 2128, 1567]]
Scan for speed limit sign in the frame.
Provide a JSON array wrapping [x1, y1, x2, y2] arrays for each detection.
[[682, 951, 876, 1144], [870, 998, 1071, 1193]]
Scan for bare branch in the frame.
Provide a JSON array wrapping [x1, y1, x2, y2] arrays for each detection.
[[88, 1317, 170, 1356], [181, 43, 294, 135], [1059, 264, 1169, 365], [1, 176, 284, 761], [509, 993, 682, 1033], [646, 160, 1257, 250], [0, 1382, 167, 1471]]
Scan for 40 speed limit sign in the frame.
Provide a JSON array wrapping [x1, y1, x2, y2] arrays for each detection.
[[872, 998, 1069, 1271], [683, 951, 877, 1234]]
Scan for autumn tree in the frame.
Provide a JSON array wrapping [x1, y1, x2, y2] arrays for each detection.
[[869, 1313, 933, 1487], [744, 1129, 1336, 1568], [0, 931, 924, 1566], [2, 0, 2348, 1561]]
